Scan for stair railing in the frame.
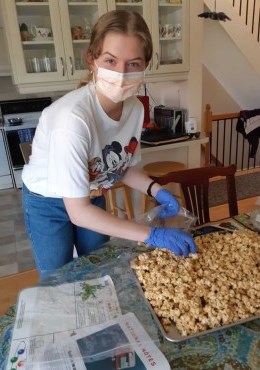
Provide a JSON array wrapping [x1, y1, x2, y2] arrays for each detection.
[[231, 0, 260, 42], [204, 104, 260, 172], [204, 0, 260, 74]]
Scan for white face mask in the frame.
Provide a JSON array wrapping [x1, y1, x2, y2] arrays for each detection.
[[94, 62, 145, 103]]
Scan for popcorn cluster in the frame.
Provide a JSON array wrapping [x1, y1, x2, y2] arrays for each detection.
[[131, 230, 260, 336]]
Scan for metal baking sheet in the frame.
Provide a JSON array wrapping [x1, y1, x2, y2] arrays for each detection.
[[132, 270, 260, 342]]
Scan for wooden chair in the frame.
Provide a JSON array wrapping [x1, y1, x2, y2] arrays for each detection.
[[0, 269, 39, 316], [141, 160, 186, 213], [150, 164, 238, 226]]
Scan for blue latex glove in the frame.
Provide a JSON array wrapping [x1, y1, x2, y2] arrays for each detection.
[[145, 227, 197, 257], [155, 189, 180, 217]]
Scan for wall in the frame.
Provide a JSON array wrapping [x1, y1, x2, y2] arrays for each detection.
[[0, 76, 63, 101], [0, 9, 10, 76], [188, 0, 204, 125], [140, 80, 188, 120], [0, 28, 10, 76], [0, 77, 22, 100], [202, 17, 260, 111], [202, 66, 241, 114]]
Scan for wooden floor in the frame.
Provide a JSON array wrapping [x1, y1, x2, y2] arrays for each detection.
[[0, 269, 39, 316], [210, 196, 259, 221]]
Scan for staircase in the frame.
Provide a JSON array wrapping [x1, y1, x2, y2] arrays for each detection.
[[204, 0, 260, 73], [203, 0, 260, 109]]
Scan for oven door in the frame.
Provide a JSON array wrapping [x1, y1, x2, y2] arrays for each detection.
[[5, 128, 36, 168]]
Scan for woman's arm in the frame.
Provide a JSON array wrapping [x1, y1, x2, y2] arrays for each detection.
[[121, 166, 161, 197], [64, 195, 196, 257], [63, 166, 162, 243], [64, 166, 196, 256], [63, 196, 151, 242]]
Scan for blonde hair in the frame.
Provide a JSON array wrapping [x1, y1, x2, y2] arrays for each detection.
[[78, 10, 153, 88]]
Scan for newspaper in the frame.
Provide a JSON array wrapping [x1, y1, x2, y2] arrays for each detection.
[[6, 276, 169, 370]]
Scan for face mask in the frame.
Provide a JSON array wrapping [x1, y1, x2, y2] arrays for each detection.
[[94, 62, 145, 103]]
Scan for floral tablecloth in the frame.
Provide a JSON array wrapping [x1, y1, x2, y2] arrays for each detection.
[[1, 235, 259, 370]]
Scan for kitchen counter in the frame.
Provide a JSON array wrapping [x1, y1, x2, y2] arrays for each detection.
[[140, 133, 208, 168]]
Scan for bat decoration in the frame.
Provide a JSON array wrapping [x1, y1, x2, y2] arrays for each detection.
[[198, 11, 231, 21]]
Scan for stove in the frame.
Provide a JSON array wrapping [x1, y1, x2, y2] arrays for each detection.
[[0, 97, 52, 188], [3, 111, 42, 131], [1, 97, 51, 131]]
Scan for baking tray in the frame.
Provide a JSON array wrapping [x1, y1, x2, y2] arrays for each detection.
[[132, 270, 260, 342]]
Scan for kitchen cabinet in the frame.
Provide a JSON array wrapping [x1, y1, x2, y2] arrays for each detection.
[[0, 28, 11, 76], [1, 0, 107, 93], [1, 0, 189, 93], [107, 0, 189, 81]]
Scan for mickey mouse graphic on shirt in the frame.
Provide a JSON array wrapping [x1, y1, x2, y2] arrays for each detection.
[[89, 137, 138, 190], [123, 136, 138, 171]]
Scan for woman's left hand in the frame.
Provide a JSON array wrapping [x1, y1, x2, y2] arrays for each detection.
[[155, 189, 180, 217]]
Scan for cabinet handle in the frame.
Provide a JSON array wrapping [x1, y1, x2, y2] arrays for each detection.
[[69, 56, 74, 76], [155, 52, 159, 70], [60, 57, 65, 76]]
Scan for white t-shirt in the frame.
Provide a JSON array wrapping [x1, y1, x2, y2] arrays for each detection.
[[22, 83, 144, 198]]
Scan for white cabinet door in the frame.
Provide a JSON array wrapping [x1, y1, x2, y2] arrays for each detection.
[[1, 0, 189, 92], [149, 0, 189, 75], [2, 1, 67, 84], [0, 28, 11, 76], [59, 0, 107, 81], [1, 0, 108, 92], [107, 0, 189, 81], [107, 0, 146, 15]]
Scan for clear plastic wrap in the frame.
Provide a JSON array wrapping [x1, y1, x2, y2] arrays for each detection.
[[136, 205, 197, 231], [250, 208, 260, 231], [250, 196, 260, 231], [6, 242, 172, 370]]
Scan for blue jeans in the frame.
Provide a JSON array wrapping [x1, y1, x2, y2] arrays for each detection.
[[22, 184, 109, 279]]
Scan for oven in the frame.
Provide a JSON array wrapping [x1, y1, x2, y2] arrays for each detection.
[[0, 97, 52, 188]]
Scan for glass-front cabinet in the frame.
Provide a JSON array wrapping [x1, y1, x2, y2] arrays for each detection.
[[1, 0, 107, 92], [1, 0, 189, 93], [107, 0, 189, 78]]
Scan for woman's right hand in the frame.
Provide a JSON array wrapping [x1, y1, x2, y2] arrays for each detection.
[[144, 227, 197, 257]]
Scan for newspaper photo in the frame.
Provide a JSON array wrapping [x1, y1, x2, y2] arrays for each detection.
[[25, 312, 170, 370], [6, 276, 169, 369], [6, 275, 122, 369]]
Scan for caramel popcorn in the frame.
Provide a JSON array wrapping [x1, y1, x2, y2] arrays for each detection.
[[131, 230, 260, 336]]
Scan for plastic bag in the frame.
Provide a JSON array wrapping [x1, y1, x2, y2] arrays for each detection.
[[250, 196, 260, 231], [250, 208, 260, 231], [136, 205, 197, 231]]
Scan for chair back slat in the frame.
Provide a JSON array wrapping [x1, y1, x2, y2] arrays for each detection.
[[226, 174, 239, 217], [151, 165, 238, 226]]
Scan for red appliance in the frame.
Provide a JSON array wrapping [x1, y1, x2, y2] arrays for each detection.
[[137, 95, 150, 128]]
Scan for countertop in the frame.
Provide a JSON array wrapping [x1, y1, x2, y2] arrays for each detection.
[[141, 133, 208, 153]]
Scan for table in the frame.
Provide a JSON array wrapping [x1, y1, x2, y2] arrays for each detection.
[[1, 217, 259, 370]]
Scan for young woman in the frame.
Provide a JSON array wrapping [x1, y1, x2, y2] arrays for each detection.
[[22, 10, 196, 279]]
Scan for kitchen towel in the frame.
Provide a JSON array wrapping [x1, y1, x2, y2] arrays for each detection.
[[18, 128, 36, 143]]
